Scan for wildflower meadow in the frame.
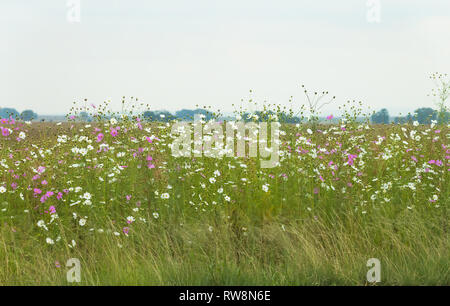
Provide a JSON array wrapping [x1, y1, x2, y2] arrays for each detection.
[[0, 99, 448, 285]]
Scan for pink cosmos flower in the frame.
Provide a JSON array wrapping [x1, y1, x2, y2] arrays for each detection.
[[110, 128, 118, 137], [40, 191, 54, 203], [326, 114, 333, 120], [347, 154, 358, 166], [97, 133, 104, 142]]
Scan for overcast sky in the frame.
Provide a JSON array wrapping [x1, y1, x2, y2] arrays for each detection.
[[2, 0, 450, 116]]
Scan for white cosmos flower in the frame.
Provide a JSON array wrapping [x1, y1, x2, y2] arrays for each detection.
[[82, 192, 91, 200], [407, 183, 416, 191], [161, 193, 170, 199], [83, 199, 92, 206], [0, 186, 6, 193], [37, 220, 48, 230], [79, 218, 86, 226], [46, 237, 55, 245]]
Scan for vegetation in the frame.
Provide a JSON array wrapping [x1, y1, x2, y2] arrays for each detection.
[[0, 97, 448, 285], [371, 108, 390, 124]]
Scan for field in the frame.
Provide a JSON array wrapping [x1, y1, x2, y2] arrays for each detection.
[[0, 106, 448, 285]]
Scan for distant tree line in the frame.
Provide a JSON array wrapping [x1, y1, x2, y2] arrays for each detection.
[[1, 106, 449, 124], [142, 109, 215, 122], [371, 107, 450, 124], [371, 109, 390, 124], [0, 108, 38, 121]]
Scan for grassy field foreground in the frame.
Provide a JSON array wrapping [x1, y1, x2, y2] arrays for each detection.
[[1, 210, 448, 285], [0, 105, 448, 285]]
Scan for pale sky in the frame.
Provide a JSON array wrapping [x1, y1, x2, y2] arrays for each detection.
[[2, 0, 450, 116]]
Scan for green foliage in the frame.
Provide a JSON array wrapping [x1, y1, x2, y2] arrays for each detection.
[[371, 108, 390, 124], [413, 107, 437, 124], [20, 110, 38, 121], [0, 108, 20, 119]]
